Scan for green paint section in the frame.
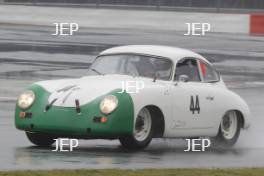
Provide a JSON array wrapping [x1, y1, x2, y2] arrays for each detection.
[[15, 84, 134, 137]]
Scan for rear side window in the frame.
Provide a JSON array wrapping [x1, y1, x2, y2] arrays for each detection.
[[174, 58, 200, 82], [199, 60, 219, 82]]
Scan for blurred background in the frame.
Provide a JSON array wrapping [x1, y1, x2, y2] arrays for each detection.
[[1, 0, 264, 12]]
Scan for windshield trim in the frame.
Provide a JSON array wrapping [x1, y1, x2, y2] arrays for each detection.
[[93, 52, 174, 81]]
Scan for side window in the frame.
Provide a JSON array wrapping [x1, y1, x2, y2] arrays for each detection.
[[174, 58, 201, 82], [199, 60, 219, 82]]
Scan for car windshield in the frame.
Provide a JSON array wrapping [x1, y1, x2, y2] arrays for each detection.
[[87, 54, 173, 80]]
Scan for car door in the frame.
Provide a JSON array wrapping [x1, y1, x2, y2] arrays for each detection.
[[170, 57, 215, 137], [197, 59, 223, 131]]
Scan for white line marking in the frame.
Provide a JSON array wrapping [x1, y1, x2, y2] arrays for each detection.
[[0, 97, 17, 101]]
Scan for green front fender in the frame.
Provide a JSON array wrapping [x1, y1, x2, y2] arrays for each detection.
[[15, 84, 134, 137]]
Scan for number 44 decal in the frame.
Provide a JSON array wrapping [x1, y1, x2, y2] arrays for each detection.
[[190, 95, 200, 114]]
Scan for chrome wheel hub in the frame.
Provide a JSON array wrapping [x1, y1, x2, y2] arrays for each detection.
[[134, 108, 151, 142]]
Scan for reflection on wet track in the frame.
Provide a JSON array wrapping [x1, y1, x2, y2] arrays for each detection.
[[0, 24, 264, 170]]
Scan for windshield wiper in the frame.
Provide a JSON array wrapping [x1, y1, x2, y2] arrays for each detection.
[[90, 68, 104, 75], [153, 73, 158, 82]]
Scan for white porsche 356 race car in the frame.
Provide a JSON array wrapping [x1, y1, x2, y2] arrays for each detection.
[[15, 45, 250, 149]]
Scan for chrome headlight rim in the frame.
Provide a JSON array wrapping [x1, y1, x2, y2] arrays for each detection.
[[100, 95, 118, 115], [17, 90, 35, 110]]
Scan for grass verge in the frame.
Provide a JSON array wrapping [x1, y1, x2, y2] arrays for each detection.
[[0, 168, 264, 176]]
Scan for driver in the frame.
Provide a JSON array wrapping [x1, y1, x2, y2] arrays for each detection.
[[154, 59, 171, 80], [136, 57, 155, 78]]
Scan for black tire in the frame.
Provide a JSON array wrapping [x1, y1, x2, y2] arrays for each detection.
[[26, 132, 55, 147], [119, 107, 153, 150], [211, 111, 242, 149]]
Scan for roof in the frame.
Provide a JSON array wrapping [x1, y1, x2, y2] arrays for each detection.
[[100, 45, 208, 63]]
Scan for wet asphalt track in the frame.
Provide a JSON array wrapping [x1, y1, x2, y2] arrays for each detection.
[[0, 24, 264, 170]]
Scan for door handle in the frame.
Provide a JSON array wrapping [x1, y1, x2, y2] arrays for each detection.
[[206, 96, 214, 101]]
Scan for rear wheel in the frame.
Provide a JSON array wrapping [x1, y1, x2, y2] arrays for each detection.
[[119, 107, 153, 150], [212, 111, 242, 148], [26, 132, 55, 147]]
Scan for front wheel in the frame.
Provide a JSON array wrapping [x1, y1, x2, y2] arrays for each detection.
[[211, 111, 242, 148], [26, 132, 55, 147], [119, 107, 153, 150]]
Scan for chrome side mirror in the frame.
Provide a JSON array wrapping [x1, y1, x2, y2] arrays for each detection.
[[179, 75, 189, 83]]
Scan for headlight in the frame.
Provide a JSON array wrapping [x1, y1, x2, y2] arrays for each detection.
[[100, 95, 118, 114], [17, 90, 35, 109]]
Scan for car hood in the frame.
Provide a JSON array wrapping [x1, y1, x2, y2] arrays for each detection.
[[36, 74, 152, 107]]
